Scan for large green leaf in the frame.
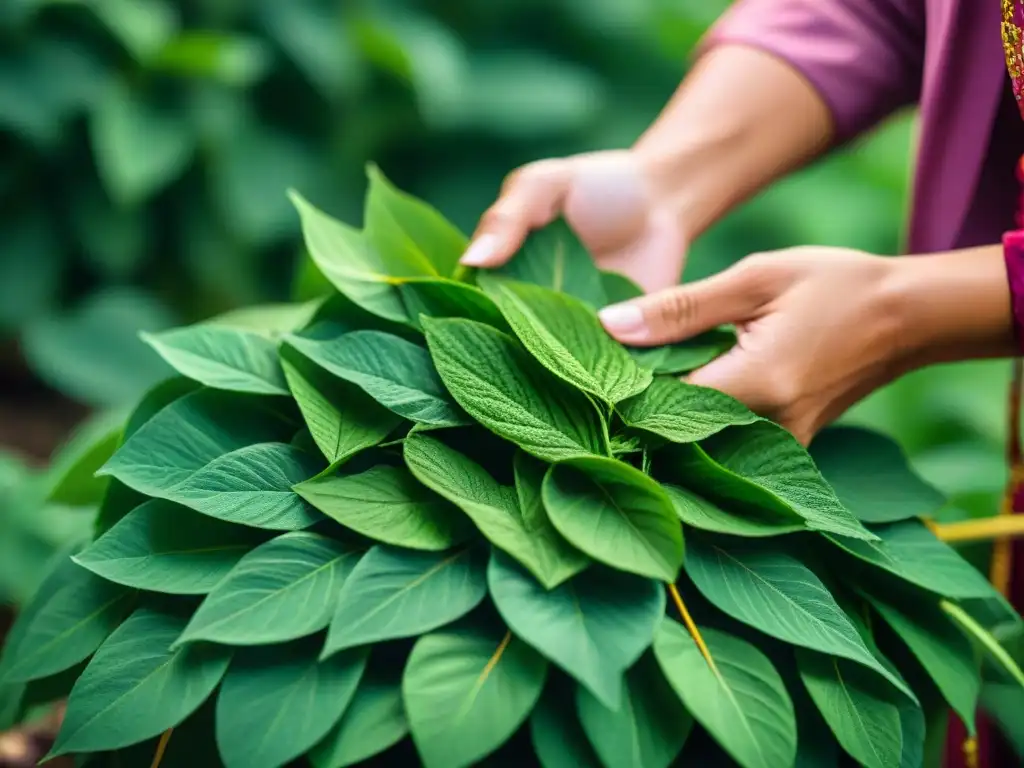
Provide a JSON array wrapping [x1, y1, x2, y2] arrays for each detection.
[[48, 607, 231, 757], [281, 348, 401, 469], [865, 593, 979, 734], [142, 325, 289, 395], [478, 274, 651, 403], [309, 666, 409, 768], [285, 331, 466, 426], [664, 483, 804, 538], [617, 377, 757, 443], [365, 163, 466, 278], [176, 532, 361, 646], [576, 653, 691, 768], [685, 535, 913, 699], [399, 278, 507, 330], [665, 421, 875, 541], [653, 619, 796, 768], [543, 456, 682, 582], [295, 464, 473, 551], [796, 650, 903, 768], [488, 550, 663, 710], [404, 433, 588, 587], [74, 499, 268, 595], [322, 544, 487, 657], [422, 317, 608, 461], [215, 639, 367, 768], [628, 328, 736, 374], [530, 683, 602, 768], [809, 426, 945, 523], [403, 624, 548, 768], [43, 408, 125, 507], [0, 564, 133, 684]]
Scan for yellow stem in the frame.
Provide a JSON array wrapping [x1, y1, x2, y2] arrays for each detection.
[[149, 728, 173, 768], [929, 514, 1024, 544], [666, 583, 720, 676]]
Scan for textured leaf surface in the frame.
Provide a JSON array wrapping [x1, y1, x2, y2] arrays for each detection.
[[576, 653, 690, 768], [405, 434, 587, 587], [281, 348, 401, 468], [423, 317, 607, 461], [403, 625, 548, 768], [479, 274, 650, 403], [628, 328, 736, 374], [810, 426, 945, 523], [309, 667, 408, 768], [74, 499, 267, 594], [797, 650, 903, 768], [142, 325, 289, 395], [654, 620, 796, 768], [286, 331, 465, 426], [488, 550, 663, 709], [322, 545, 487, 657], [177, 532, 360, 646], [530, 685, 601, 768], [669, 421, 875, 540], [617, 377, 757, 443], [685, 535, 911, 697], [543, 456, 682, 582], [664, 483, 803, 538], [50, 608, 231, 757], [295, 464, 473, 551], [215, 640, 367, 768]]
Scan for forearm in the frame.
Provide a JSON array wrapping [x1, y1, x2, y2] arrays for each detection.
[[631, 44, 834, 239]]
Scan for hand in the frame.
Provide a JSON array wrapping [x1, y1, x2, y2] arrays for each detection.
[[459, 151, 688, 294], [598, 247, 911, 445]]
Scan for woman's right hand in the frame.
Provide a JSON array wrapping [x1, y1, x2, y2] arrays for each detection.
[[459, 150, 689, 295]]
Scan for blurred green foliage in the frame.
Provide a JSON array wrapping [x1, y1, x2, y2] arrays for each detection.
[[0, 1, 1009, 573]]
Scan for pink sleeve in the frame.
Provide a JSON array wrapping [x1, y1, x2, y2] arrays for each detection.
[[701, 0, 925, 143]]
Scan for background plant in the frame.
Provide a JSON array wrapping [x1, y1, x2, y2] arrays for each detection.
[[0, 175, 1020, 768]]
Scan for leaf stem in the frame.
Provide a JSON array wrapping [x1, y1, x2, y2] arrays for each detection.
[[928, 514, 1024, 543], [149, 728, 174, 768], [666, 582, 719, 676]]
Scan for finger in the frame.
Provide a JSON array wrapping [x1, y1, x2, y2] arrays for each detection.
[[460, 160, 571, 268], [598, 262, 764, 346]]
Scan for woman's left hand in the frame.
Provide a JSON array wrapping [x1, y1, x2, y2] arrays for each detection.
[[598, 246, 912, 445]]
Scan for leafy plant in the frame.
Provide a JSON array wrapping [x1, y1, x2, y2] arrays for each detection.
[[1, 170, 1021, 768]]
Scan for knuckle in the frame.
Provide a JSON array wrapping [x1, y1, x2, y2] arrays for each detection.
[[479, 204, 516, 231], [651, 289, 698, 331]]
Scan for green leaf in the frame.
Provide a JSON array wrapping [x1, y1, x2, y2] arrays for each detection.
[[628, 328, 736, 374], [423, 317, 608, 461], [664, 483, 804, 537], [281, 347, 401, 469], [865, 594, 979, 735], [176, 532, 361, 646], [600, 271, 643, 304], [829, 520, 999, 600], [285, 331, 466, 426], [666, 421, 875, 541], [365, 164, 467, 278], [288, 190, 413, 322], [74, 499, 267, 594], [403, 624, 548, 768], [940, 600, 1024, 690], [576, 652, 691, 768], [206, 299, 323, 337], [322, 544, 487, 657], [309, 666, 409, 768], [49, 607, 231, 757], [43, 408, 125, 507], [399, 278, 507, 330], [796, 650, 903, 768], [543, 456, 683, 582], [215, 639, 367, 768], [897, 701, 927, 768], [809, 426, 945, 523], [530, 683, 602, 768], [479, 274, 651, 403], [0, 565, 133, 684], [404, 434, 588, 587], [142, 325, 289, 395], [90, 79, 195, 206], [617, 377, 758, 443], [488, 550, 663, 710], [685, 535, 913, 699], [493, 219, 607, 308], [654, 620, 797, 768], [295, 465, 473, 551]]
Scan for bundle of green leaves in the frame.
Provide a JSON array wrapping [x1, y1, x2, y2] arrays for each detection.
[[1, 170, 1022, 768]]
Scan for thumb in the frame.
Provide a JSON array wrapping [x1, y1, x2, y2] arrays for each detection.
[[598, 263, 763, 346]]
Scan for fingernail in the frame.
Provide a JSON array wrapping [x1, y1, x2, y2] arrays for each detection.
[[460, 234, 499, 266], [599, 304, 646, 334]]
